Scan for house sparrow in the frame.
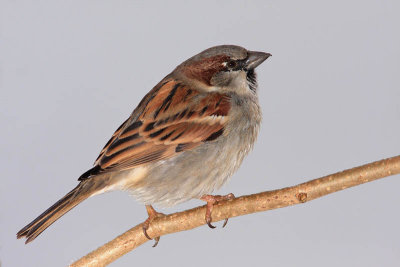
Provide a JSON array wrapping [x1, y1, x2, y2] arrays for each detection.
[[17, 45, 271, 245]]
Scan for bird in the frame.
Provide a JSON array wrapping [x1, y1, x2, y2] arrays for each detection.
[[17, 45, 271, 245]]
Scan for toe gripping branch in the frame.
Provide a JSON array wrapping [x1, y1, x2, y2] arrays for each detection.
[[200, 193, 235, 228], [142, 193, 235, 247], [142, 205, 164, 247]]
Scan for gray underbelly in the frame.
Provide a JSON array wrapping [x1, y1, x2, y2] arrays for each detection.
[[126, 128, 254, 207]]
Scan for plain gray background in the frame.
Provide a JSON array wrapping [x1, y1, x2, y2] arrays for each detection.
[[1, 1, 399, 266]]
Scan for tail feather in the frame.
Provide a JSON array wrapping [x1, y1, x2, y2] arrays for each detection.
[[17, 181, 94, 243]]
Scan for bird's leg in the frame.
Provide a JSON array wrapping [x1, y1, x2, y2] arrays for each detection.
[[200, 193, 235, 229], [142, 205, 165, 247]]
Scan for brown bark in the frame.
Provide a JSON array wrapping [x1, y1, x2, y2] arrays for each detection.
[[70, 155, 400, 267]]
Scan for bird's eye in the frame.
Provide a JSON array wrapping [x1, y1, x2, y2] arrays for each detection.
[[227, 60, 237, 69]]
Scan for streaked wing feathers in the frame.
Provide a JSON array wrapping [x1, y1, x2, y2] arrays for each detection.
[[79, 80, 230, 180]]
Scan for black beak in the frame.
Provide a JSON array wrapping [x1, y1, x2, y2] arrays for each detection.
[[245, 51, 271, 70]]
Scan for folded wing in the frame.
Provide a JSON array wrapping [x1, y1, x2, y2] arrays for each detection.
[[79, 79, 231, 180]]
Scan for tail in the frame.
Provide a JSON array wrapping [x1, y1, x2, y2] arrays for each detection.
[[17, 180, 97, 243]]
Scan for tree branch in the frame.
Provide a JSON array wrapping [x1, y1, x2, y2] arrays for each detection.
[[70, 155, 400, 267]]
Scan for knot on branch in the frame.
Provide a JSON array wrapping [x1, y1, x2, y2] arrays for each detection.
[[296, 192, 308, 203]]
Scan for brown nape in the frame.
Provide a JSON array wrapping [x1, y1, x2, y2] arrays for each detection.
[[182, 55, 229, 86]]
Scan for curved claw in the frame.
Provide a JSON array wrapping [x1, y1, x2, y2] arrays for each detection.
[[207, 221, 216, 229], [142, 225, 152, 240], [152, 237, 160, 247], [222, 218, 229, 228]]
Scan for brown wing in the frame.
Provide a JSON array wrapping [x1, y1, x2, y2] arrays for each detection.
[[79, 79, 231, 180]]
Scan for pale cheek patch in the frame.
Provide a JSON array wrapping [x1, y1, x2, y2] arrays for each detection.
[[226, 71, 249, 94]]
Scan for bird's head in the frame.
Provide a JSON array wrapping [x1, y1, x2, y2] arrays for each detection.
[[174, 45, 271, 94]]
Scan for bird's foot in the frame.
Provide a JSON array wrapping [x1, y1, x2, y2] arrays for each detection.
[[142, 205, 165, 247], [200, 193, 235, 229]]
